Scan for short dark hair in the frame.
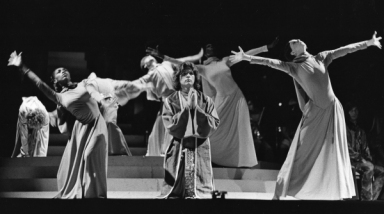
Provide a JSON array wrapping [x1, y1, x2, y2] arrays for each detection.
[[51, 67, 69, 92], [173, 62, 201, 91]]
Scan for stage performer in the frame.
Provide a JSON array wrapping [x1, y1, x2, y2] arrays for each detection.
[[229, 31, 382, 200], [114, 50, 203, 156], [12, 96, 49, 157], [146, 38, 278, 167], [159, 62, 219, 199], [8, 51, 109, 199], [86, 72, 132, 156]]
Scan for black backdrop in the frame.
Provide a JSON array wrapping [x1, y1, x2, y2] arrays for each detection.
[[0, 0, 383, 157]]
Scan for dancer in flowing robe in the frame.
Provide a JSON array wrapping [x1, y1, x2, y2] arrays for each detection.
[[229, 32, 382, 200], [146, 38, 278, 167], [12, 96, 49, 157], [8, 52, 109, 198], [86, 72, 132, 156], [159, 62, 219, 199], [114, 50, 203, 156]]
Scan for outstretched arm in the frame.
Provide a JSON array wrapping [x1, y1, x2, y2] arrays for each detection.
[[112, 79, 149, 106], [8, 51, 61, 105], [229, 47, 297, 75], [146, 47, 203, 65], [324, 31, 382, 65], [227, 37, 279, 67]]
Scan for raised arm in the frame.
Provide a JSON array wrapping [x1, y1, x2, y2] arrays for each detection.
[[226, 37, 279, 67], [324, 31, 382, 64], [146, 47, 203, 65], [229, 47, 297, 74], [113, 79, 148, 106], [8, 51, 61, 105]]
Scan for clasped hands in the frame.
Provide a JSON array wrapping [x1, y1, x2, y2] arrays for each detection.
[[185, 89, 197, 110]]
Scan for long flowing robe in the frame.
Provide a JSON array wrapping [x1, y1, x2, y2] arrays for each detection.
[[159, 89, 220, 198], [86, 73, 132, 156], [114, 61, 175, 156], [22, 69, 108, 198], [195, 46, 267, 167], [249, 41, 370, 200], [12, 96, 49, 157]]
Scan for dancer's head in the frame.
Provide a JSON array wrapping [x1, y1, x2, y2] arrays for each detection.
[[51, 67, 71, 92], [173, 62, 201, 91], [288, 39, 307, 57], [204, 44, 217, 58], [140, 55, 158, 73]]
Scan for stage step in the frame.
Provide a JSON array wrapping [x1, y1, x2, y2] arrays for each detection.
[[47, 146, 147, 156], [0, 156, 279, 179], [48, 133, 145, 147], [0, 191, 298, 200], [0, 166, 279, 180], [0, 178, 276, 193]]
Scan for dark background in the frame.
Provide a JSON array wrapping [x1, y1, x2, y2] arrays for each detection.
[[0, 0, 383, 157]]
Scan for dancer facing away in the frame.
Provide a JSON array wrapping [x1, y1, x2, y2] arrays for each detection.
[[159, 62, 219, 199], [86, 72, 132, 156], [114, 50, 203, 156], [229, 32, 382, 200], [12, 96, 49, 157], [146, 38, 278, 167], [8, 52, 109, 198]]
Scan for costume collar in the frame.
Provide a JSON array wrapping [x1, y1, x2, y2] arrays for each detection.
[[293, 52, 312, 63]]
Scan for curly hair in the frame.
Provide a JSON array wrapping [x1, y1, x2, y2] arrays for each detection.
[[173, 62, 201, 91], [26, 108, 46, 129]]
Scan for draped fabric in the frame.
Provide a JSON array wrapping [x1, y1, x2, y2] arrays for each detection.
[[86, 73, 132, 156], [250, 41, 369, 199], [159, 90, 219, 198], [12, 96, 49, 157], [22, 69, 108, 198], [197, 54, 263, 167]]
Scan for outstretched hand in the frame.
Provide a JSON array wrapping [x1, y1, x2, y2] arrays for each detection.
[[146, 47, 164, 59], [229, 46, 246, 63], [8, 51, 22, 67], [267, 37, 279, 49], [369, 31, 382, 49]]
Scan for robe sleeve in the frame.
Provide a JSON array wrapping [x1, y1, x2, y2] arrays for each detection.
[[113, 79, 146, 105], [249, 56, 298, 76], [320, 41, 369, 67], [193, 95, 220, 137], [21, 67, 62, 105], [85, 78, 103, 103], [162, 97, 191, 139]]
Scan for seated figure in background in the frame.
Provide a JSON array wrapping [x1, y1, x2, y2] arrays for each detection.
[[345, 102, 384, 200]]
